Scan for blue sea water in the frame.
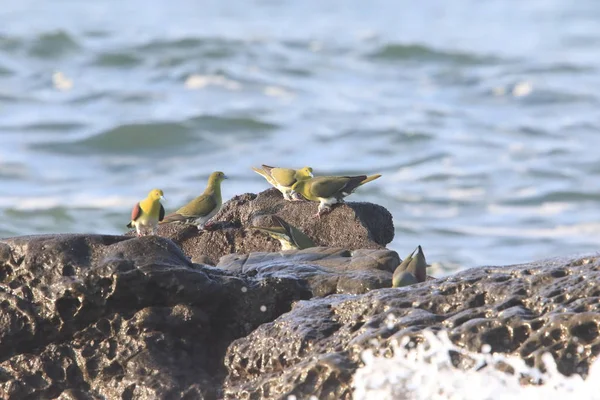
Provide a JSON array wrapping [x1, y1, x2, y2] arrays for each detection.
[[2, 0, 600, 272]]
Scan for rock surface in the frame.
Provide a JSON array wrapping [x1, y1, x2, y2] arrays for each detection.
[[0, 231, 599, 399], [224, 255, 600, 399], [150, 188, 395, 264], [0, 234, 311, 399]]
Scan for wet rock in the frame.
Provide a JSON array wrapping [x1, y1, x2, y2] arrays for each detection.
[[223, 255, 600, 399], [0, 234, 311, 399], [2, 232, 600, 399], [218, 247, 399, 296], [152, 188, 394, 264]]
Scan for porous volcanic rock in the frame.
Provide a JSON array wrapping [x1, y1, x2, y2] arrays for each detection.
[[223, 255, 600, 399], [2, 232, 600, 400], [0, 234, 311, 399], [218, 247, 399, 296], [152, 188, 395, 264]]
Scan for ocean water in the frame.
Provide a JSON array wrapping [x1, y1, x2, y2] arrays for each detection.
[[1, 0, 600, 271]]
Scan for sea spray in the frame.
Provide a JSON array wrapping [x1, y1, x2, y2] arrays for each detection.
[[353, 327, 599, 400]]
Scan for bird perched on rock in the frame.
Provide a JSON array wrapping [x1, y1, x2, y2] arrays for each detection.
[[290, 174, 381, 217], [160, 171, 227, 230], [252, 164, 313, 201], [250, 215, 315, 250], [392, 245, 429, 288], [127, 189, 165, 237]]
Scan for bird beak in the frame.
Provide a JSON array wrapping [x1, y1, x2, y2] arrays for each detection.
[[161, 196, 166, 202], [223, 175, 229, 180]]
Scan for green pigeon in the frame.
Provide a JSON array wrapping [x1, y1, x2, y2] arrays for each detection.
[[160, 171, 227, 230], [250, 215, 315, 250], [252, 164, 313, 201], [392, 245, 429, 288], [127, 189, 166, 236], [290, 174, 382, 217]]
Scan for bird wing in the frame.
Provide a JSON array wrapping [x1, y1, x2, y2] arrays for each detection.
[[130, 202, 142, 221], [310, 176, 366, 198], [176, 193, 217, 218], [269, 168, 297, 187], [159, 204, 165, 222]]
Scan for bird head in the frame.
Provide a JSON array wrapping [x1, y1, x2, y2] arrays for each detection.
[[297, 167, 314, 179], [149, 189, 165, 201], [208, 171, 228, 185]]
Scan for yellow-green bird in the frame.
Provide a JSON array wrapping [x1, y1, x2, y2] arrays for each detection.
[[127, 189, 166, 237], [252, 164, 313, 201], [290, 174, 382, 217], [160, 171, 227, 230], [392, 245, 429, 288], [250, 215, 315, 250]]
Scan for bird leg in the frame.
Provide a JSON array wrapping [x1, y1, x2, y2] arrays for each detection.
[[315, 207, 332, 218]]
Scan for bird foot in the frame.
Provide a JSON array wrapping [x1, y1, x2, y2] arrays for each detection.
[[202, 222, 217, 231], [315, 208, 331, 218]]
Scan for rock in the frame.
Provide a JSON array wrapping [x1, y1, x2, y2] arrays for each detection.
[[218, 247, 399, 296], [151, 188, 394, 264], [2, 232, 600, 399], [223, 255, 600, 399], [0, 234, 311, 399]]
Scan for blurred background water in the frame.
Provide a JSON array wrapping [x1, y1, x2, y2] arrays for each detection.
[[1, 0, 600, 273]]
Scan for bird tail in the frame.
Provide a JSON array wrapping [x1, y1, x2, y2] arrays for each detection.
[[252, 166, 277, 186], [126, 222, 133, 228], [360, 174, 382, 185]]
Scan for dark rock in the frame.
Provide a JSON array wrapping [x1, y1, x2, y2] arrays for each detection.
[[0, 234, 311, 399], [218, 247, 399, 296], [151, 188, 394, 264], [223, 255, 600, 399], [1, 232, 600, 399]]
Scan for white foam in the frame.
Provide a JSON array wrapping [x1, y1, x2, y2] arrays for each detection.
[[184, 74, 242, 91], [354, 329, 599, 400]]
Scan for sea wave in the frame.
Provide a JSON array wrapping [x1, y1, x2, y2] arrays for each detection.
[[353, 330, 599, 400]]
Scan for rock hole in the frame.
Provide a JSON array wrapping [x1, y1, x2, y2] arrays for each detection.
[[86, 359, 100, 380], [81, 345, 94, 358], [98, 278, 114, 296], [468, 293, 486, 308], [513, 325, 530, 344], [126, 327, 138, 336], [56, 296, 81, 322], [62, 264, 75, 277], [43, 360, 65, 382], [550, 269, 567, 278], [571, 321, 599, 343], [65, 364, 81, 385], [122, 384, 136, 400], [23, 371, 46, 389], [547, 289, 562, 298], [530, 319, 545, 330], [96, 318, 111, 335], [0, 265, 13, 281], [103, 361, 124, 379], [8, 280, 21, 289], [349, 321, 364, 333]]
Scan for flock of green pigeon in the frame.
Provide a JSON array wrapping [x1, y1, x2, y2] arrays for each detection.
[[126, 165, 429, 288]]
